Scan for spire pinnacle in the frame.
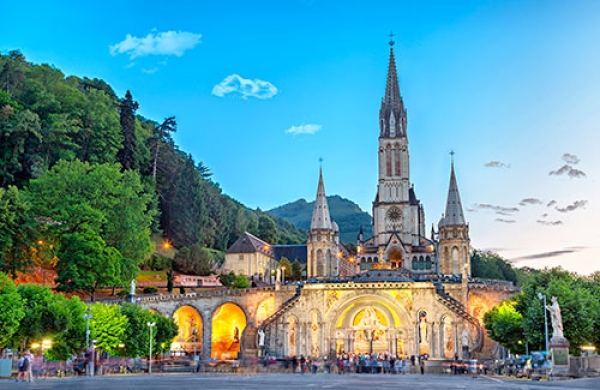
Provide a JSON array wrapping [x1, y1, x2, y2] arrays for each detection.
[[388, 31, 395, 47], [440, 155, 466, 227], [379, 33, 407, 138], [311, 165, 332, 230]]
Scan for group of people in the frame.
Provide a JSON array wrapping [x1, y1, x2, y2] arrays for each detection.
[[15, 349, 34, 382], [280, 352, 425, 374]]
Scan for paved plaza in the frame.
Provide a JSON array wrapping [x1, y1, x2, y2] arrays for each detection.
[[1, 373, 599, 390]]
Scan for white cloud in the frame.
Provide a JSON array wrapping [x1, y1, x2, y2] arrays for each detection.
[[212, 74, 278, 99], [141, 67, 158, 74], [285, 124, 323, 135], [110, 30, 202, 60]]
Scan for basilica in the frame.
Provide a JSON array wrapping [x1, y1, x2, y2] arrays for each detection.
[[139, 40, 517, 363]]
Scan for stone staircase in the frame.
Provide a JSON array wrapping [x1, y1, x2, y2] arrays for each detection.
[[434, 283, 483, 352], [259, 286, 302, 356]]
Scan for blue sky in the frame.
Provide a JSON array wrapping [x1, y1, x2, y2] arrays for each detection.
[[3, 1, 600, 275]]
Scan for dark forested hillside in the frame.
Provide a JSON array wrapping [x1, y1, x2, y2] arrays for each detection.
[[267, 195, 372, 244], [0, 50, 305, 285]]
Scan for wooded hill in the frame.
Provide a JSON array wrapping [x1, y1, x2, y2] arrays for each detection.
[[267, 195, 373, 244], [0, 50, 305, 293]]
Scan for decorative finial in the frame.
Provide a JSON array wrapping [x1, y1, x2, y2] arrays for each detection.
[[319, 157, 323, 165], [450, 150, 455, 163], [388, 31, 395, 47]]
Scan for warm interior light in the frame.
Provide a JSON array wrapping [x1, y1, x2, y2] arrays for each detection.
[[163, 241, 171, 249]]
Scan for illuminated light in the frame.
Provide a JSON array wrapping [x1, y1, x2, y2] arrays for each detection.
[[163, 241, 171, 249], [31, 343, 40, 349], [172, 305, 203, 355], [38, 240, 44, 245], [337, 251, 343, 257], [212, 303, 246, 360], [581, 345, 596, 352]]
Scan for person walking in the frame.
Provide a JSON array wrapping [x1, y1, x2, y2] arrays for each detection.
[[419, 356, 425, 375]]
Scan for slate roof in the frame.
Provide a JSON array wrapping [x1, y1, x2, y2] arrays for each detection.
[[226, 232, 274, 257], [272, 245, 308, 264]]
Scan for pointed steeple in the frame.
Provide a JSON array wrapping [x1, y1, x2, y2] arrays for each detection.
[[310, 165, 333, 230], [379, 34, 407, 138], [440, 153, 466, 227]]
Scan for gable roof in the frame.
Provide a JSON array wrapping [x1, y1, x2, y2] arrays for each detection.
[[272, 245, 308, 264], [226, 232, 274, 257]]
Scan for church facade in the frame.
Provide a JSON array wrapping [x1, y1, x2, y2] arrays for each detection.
[[139, 40, 517, 363]]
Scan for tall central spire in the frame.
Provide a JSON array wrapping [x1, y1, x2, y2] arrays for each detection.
[[379, 35, 407, 138]]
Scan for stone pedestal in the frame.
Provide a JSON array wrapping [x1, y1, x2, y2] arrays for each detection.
[[549, 336, 571, 377]]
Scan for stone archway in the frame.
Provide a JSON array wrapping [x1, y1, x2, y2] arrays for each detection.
[[212, 302, 247, 360], [171, 305, 202, 358], [325, 293, 411, 357]]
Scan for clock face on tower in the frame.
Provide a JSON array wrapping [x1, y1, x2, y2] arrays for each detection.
[[387, 207, 402, 222]]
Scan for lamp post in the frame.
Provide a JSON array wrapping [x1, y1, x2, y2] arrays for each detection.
[[147, 322, 156, 374], [281, 266, 286, 285], [83, 308, 92, 349], [537, 293, 549, 352]]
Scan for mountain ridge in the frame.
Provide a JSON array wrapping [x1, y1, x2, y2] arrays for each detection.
[[267, 195, 373, 245]]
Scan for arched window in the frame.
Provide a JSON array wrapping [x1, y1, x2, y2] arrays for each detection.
[[412, 256, 418, 269], [451, 247, 459, 273], [425, 256, 432, 270]]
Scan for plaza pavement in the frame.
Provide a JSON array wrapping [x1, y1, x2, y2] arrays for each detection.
[[1, 373, 599, 390]]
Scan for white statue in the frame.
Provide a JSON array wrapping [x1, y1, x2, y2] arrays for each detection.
[[546, 296, 564, 338], [130, 279, 136, 295], [276, 268, 281, 283], [461, 329, 469, 348], [257, 329, 265, 347]]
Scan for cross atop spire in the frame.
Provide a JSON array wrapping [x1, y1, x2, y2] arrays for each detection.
[[388, 31, 395, 47], [450, 150, 455, 163]]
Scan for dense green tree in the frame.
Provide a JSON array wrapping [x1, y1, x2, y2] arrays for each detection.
[[483, 296, 526, 354], [0, 186, 37, 278], [45, 295, 86, 361], [172, 243, 214, 276], [219, 271, 236, 288], [55, 231, 121, 301], [117, 90, 138, 170], [471, 250, 517, 284], [291, 261, 303, 281], [89, 303, 128, 356], [152, 116, 176, 179], [0, 273, 25, 348], [232, 274, 250, 289], [258, 214, 278, 244], [0, 50, 26, 95]]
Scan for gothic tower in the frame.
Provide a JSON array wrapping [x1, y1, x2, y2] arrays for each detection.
[[369, 37, 428, 269], [307, 166, 340, 277], [438, 156, 470, 276]]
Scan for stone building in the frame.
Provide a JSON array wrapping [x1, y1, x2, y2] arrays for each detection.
[[138, 39, 517, 362]]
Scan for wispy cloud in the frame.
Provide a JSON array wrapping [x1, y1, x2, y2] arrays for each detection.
[[536, 220, 563, 226], [141, 67, 158, 74], [110, 30, 202, 60], [285, 124, 323, 135], [547, 200, 557, 207], [512, 247, 583, 262], [212, 74, 278, 99], [556, 200, 588, 213], [519, 198, 543, 206], [495, 218, 516, 223], [549, 164, 586, 178], [472, 203, 519, 214], [484, 161, 510, 168], [562, 153, 580, 164]]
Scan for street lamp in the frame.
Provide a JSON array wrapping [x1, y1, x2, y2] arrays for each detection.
[[281, 266, 286, 285], [147, 322, 156, 374], [537, 293, 549, 352], [83, 308, 93, 349]]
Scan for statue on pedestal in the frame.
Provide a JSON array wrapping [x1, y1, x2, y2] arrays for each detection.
[[130, 279, 136, 296], [546, 296, 564, 339]]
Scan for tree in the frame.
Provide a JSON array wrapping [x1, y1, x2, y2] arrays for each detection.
[[54, 231, 121, 301], [45, 294, 86, 361], [471, 250, 517, 284], [483, 296, 526, 354], [117, 90, 139, 170], [232, 274, 250, 289], [291, 261, 303, 281], [257, 214, 278, 244], [0, 272, 25, 348], [89, 303, 128, 357], [172, 243, 214, 276], [0, 186, 37, 279], [152, 116, 176, 179], [279, 257, 293, 279], [219, 271, 236, 288]]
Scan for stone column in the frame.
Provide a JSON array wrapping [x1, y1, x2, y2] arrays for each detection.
[[201, 310, 212, 361]]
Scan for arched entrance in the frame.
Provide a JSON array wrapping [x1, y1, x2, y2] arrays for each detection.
[[330, 297, 409, 356], [171, 305, 202, 358], [390, 249, 402, 269], [211, 303, 246, 360]]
